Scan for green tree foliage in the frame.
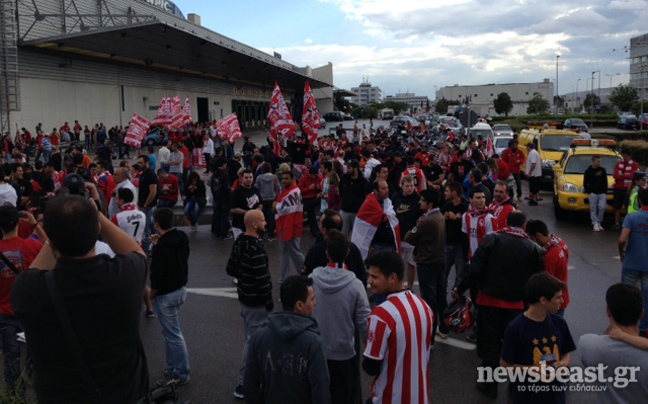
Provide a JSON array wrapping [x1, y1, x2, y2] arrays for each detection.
[[493, 92, 513, 117], [583, 93, 601, 110], [434, 97, 460, 114], [334, 92, 352, 112], [609, 84, 639, 112], [526, 92, 551, 115]]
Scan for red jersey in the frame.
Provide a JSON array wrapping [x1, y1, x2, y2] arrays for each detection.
[[0, 237, 43, 316], [496, 160, 510, 181], [488, 199, 516, 230], [181, 146, 191, 169], [544, 234, 570, 309], [364, 290, 433, 404], [51, 132, 60, 147], [159, 175, 179, 202], [73, 124, 82, 136], [399, 166, 428, 193], [414, 152, 430, 167], [97, 171, 116, 204], [462, 209, 498, 260], [501, 148, 525, 174], [613, 159, 639, 190]]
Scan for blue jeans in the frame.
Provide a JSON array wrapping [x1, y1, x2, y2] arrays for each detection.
[[183, 199, 203, 226], [154, 287, 190, 381], [0, 315, 22, 388], [158, 199, 177, 209], [142, 206, 156, 253], [237, 303, 269, 386], [212, 200, 231, 238], [445, 244, 466, 288], [621, 268, 648, 333], [417, 261, 450, 335]]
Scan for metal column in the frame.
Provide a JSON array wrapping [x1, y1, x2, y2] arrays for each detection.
[[0, 0, 20, 133]]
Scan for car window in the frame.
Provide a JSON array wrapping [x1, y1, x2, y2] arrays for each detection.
[[540, 135, 579, 151], [564, 155, 621, 174], [495, 138, 511, 148]]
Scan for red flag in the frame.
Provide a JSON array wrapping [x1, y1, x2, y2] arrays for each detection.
[[182, 96, 192, 126], [152, 97, 171, 126], [486, 135, 494, 158], [302, 81, 321, 145], [167, 96, 183, 129], [268, 82, 296, 138], [217, 113, 243, 144], [124, 114, 151, 148]]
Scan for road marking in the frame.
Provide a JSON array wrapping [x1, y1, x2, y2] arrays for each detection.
[[568, 265, 575, 271], [435, 336, 476, 351], [187, 287, 238, 299], [612, 256, 620, 261]]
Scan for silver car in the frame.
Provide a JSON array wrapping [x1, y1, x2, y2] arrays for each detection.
[[492, 124, 514, 137]]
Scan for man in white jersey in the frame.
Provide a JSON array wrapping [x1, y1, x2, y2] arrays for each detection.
[[111, 188, 147, 247], [363, 251, 433, 404]]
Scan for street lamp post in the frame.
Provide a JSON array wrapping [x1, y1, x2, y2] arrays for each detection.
[[605, 73, 620, 88], [576, 79, 581, 112], [555, 54, 560, 116], [591, 71, 596, 128], [597, 70, 601, 100]]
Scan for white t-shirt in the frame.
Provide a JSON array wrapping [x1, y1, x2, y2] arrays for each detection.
[[526, 149, 542, 177]]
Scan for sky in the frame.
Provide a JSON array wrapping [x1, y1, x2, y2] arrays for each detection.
[[167, 0, 646, 99]]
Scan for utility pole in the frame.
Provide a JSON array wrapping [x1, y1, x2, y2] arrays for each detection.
[[576, 79, 581, 112], [555, 54, 560, 116], [591, 71, 595, 128]]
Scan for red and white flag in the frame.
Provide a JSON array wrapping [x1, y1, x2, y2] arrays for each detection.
[[124, 114, 151, 148], [152, 97, 171, 126], [302, 81, 321, 145], [351, 193, 401, 260], [268, 82, 296, 138], [486, 135, 494, 158], [168, 96, 183, 129], [275, 182, 303, 241], [217, 113, 243, 144], [182, 96, 192, 126]]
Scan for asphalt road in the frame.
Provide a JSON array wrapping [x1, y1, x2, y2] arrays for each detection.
[[135, 177, 626, 404]]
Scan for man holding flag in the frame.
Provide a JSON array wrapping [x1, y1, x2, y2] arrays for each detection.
[[274, 171, 305, 282]]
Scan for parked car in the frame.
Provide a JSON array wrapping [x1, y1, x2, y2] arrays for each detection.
[[563, 118, 588, 131], [322, 111, 345, 122], [320, 117, 326, 129], [493, 135, 514, 156], [492, 124, 514, 137], [343, 113, 354, 121], [640, 113, 648, 129], [389, 115, 419, 132], [617, 115, 641, 130], [144, 127, 168, 146]]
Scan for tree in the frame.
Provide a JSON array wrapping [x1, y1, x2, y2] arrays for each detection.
[[583, 93, 600, 110], [609, 84, 639, 112], [333, 92, 352, 112], [493, 92, 513, 117], [526, 92, 550, 115]]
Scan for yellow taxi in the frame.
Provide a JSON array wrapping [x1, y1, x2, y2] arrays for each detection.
[[552, 139, 621, 220], [518, 128, 582, 183]]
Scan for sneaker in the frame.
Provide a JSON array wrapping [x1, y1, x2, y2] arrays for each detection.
[[145, 310, 155, 318], [191, 225, 198, 232], [157, 376, 189, 387], [436, 330, 448, 339], [595, 224, 604, 232], [234, 384, 244, 399], [267, 236, 277, 242], [223, 234, 234, 240], [467, 331, 478, 343], [528, 200, 538, 206]]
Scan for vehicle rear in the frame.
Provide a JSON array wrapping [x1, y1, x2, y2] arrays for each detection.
[[468, 123, 494, 144], [519, 129, 581, 182]]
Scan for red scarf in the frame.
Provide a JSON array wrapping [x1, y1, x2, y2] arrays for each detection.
[[497, 227, 529, 239]]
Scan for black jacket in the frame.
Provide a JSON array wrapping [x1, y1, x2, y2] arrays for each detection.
[[226, 235, 273, 311], [458, 232, 544, 302], [339, 174, 367, 213], [302, 240, 366, 285], [583, 166, 608, 194], [150, 229, 189, 296]]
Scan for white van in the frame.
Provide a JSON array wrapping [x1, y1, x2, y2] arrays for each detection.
[[468, 122, 494, 144]]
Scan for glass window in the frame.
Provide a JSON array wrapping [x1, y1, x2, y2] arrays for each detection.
[[540, 135, 580, 152], [565, 155, 620, 174]]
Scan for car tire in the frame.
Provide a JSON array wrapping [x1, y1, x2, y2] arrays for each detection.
[[146, 138, 155, 146], [553, 196, 568, 221]]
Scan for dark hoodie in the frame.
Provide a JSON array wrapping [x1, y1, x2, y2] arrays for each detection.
[[150, 228, 189, 296], [244, 312, 331, 404]]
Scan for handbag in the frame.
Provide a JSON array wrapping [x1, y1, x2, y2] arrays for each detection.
[[44, 271, 179, 403]]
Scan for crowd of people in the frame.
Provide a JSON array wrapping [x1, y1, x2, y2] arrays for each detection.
[[0, 117, 646, 403]]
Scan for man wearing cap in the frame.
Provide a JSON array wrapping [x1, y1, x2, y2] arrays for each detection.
[[0, 206, 44, 397]]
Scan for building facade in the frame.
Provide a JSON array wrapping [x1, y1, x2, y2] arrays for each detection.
[[384, 93, 430, 112], [0, 0, 333, 134], [350, 81, 382, 107], [436, 80, 554, 117], [630, 33, 648, 102]]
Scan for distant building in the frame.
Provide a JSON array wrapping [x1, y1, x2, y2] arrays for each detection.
[[350, 81, 382, 107], [630, 33, 648, 102], [436, 80, 554, 117], [384, 93, 430, 112]]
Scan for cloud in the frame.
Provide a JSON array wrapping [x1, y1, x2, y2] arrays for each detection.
[[305, 38, 313, 44], [608, 0, 647, 10]]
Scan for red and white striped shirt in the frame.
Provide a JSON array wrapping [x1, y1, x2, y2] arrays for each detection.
[[399, 166, 428, 194], [364, 290, 433, 404], [462, 209, 498, 260]]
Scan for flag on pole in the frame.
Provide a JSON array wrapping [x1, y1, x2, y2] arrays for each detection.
[[124, 114, 151, 148], [268, 82, 296, 138], [217, 113, 243, 144], [152, 96, 171, 126], [182, 96, 192, 126], [302, 81, 321, 145], [168, 96, 183, 129], [486, 135, 494, 158]]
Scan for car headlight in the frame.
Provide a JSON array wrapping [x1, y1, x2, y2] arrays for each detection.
[[542, 159, 556, 167], [563, 183, 579, 193]]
